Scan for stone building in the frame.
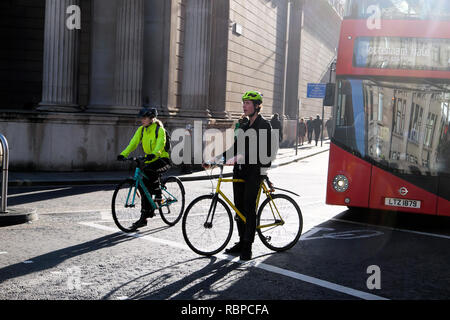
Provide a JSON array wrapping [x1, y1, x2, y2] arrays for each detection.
[[0, 0, 344, 171]]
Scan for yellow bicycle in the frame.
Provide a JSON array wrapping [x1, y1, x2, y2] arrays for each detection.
[[181, 162, 303, 256]]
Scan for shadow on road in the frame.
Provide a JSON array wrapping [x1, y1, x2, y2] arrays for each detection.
[[6, 185, 115, 207], [102, 256, 246, 300], [0, 231, 134, 284]]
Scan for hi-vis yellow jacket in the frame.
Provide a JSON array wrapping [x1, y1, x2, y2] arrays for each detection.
[[120, 123, 169, 163]]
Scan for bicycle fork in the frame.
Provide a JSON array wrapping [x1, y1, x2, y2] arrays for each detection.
[[204, 193, 219, 229]]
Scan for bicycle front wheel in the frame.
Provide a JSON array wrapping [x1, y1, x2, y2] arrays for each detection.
[[111, 179, 142, 233], [182, 194, 233, 256], [158, 176, 185, 226], [256, 193, 303, 252]]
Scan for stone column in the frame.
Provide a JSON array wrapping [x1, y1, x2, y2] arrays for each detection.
[[113, 0, 144, 113], [38, 0, 81, 112], [181, 0, 212, 118]]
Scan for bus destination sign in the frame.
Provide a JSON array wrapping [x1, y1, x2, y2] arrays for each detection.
[[353, 36, 450, 71]]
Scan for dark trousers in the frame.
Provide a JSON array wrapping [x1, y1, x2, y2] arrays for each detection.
[[140, 157, 171, 211], [314, 129, 321, 145], [307, 130, 313, 143], [232, 166, 263, 244]]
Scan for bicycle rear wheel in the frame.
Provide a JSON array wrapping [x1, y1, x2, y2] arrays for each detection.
[[256, 193, 303, 252], [111, 179, 142, 233], [158, 176, 185, 226], [182, 194, 233, 256]]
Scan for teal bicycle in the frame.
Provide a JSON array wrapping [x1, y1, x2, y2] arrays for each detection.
[[111, 156, 185, 232]]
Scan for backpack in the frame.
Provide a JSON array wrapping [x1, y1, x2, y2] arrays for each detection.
[[140, 124, 171, 153]]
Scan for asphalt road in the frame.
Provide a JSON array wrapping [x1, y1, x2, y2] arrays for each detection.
[[1, 152, 449, 307]]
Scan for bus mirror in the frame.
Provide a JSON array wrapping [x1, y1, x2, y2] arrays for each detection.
[[323, 83, 335, 106]]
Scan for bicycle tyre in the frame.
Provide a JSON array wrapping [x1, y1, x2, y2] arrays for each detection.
[[182, 194, 233, 256], [158, 176, 185, 226], [111, 179, 142, 233], [256, 193, 303, 252]]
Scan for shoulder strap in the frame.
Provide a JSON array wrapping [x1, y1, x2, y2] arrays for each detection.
[[155, 124, 160, 139]]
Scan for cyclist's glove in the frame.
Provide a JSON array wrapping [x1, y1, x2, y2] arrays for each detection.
[[117, 155, 126, 161], [145, 154, 156, 161]]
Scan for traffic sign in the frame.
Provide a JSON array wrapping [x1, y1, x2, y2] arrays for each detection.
[[307, 83, 326, 98]]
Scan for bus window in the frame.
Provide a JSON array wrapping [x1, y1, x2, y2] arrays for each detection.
[[437, 102, 450, 174]]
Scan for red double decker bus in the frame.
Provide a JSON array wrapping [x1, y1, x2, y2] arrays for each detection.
[[326, 0, 450, 216]]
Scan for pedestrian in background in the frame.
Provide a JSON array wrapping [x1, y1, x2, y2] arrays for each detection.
[[298, 118, 307, 146], [306, 116, 314, 144], [312, 114, 323, 146], [270, 113, 283, 143]]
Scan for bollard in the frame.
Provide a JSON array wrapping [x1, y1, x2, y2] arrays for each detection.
[[0, 134, 9, 213], [0, 134, 37, 226]]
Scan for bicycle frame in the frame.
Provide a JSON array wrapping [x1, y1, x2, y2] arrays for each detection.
[[126, 166, 177, 210], [209, 165, 284, 229]]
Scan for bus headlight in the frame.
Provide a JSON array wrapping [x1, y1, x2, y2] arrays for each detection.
[[333, 175, 349, 192]]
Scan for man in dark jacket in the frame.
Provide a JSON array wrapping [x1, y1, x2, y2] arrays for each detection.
[[206, 91, 274, 261], [270, 113, 283, 143], [313, 114, 323, 146], [306, 116, 314, 144]]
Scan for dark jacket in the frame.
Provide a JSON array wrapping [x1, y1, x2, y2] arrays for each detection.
[[312, 118, 322, 132], [270, 117, 283, 141], [307, 119, 314, 132], [224, 114, 273, 172]]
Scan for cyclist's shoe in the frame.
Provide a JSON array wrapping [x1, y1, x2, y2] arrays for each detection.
[[239, 242, 252, 261], [141, 209, 155, 218], [132, 217, 147, 229], [224, 242, 242, 255]]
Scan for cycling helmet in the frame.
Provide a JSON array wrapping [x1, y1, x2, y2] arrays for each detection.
[[242, 91, 263, 105], [138, 107, 157, 118]]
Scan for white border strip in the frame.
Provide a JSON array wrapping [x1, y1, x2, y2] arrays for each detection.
[[80, 221, 388, 300]]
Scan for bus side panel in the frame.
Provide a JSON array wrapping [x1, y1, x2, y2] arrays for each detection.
[[437, 198, 450, 217], [369, 166, 437, 215], [326, 143, 371, 208], [437, 176, 450, 216]]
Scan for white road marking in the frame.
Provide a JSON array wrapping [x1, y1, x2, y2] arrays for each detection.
[[331, 218, 450, 240], [79, 221, 389, 300], [7, 187, 73, 198], [79, 222, 189, 250]]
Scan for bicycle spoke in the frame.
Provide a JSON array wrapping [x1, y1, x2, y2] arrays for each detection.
[[257, 194, 302, 251], [182, 195, 233, 256], [112, 180, 143, 232], [159, 177, 185, 226]]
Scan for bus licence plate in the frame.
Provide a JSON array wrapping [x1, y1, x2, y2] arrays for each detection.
[[384, 197, 421, 209]]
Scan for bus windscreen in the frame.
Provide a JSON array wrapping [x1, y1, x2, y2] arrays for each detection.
[[334, 77, 450, 178]]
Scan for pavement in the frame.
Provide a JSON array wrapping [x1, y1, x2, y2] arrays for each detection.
[[7, 140, 330, 187]]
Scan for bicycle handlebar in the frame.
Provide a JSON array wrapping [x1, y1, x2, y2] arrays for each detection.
[[119, 156, 152, 163]]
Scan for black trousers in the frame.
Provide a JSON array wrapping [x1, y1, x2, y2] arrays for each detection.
[[314, 129, 321, 145], [140, 157, 171, 211], [307, 130, 313, 143], [232, 166, 263, 244]]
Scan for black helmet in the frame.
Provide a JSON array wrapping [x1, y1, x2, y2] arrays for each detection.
[[138, 107, 157, 118]]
